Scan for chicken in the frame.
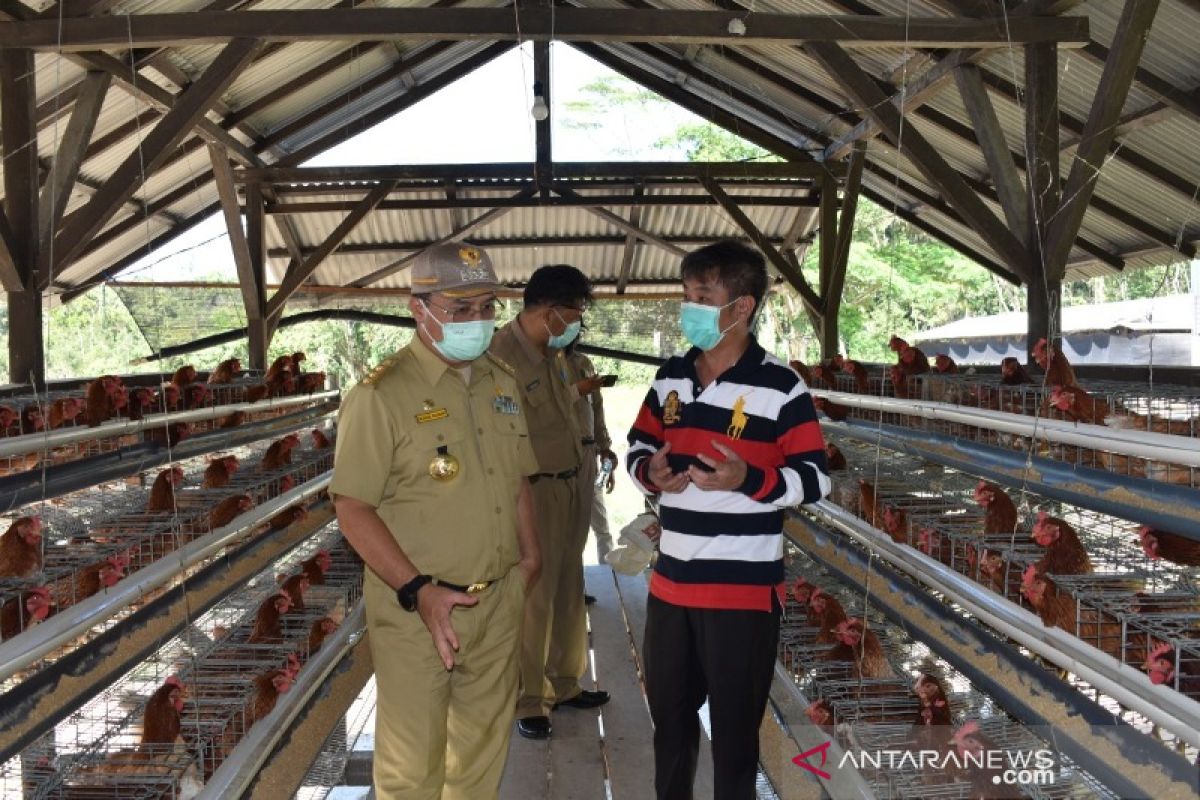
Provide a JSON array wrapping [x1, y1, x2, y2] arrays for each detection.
[[790, 576, 813, 606], [47, 397, 85, 429], [858, 479, 886, 529], [140, 676, 186, 748], [206, 494, 255, 531], [65, 554, 130, 604], [85, 376, 125, 427], [300, 550, 332, 586], [880, 505, 909, 544], [290, 352, 307, 371], [203, 456, 240, 489], [1031, 512, 1092, 575], [1138, 526, 1200, 567], [999, 357, 1032, 386], [265, 355, 294, 383], [808, 364, 834, 389], [126, 386, 158, 421], [308, 616, 338, 656], [916, 527, 952, 564], [219, 410, 247, 429], [0, 404, 18, 435], [19, 404, 43, 435], [1143, 640, 1200, 697], [788, 359, 812, 386], [809, 588, 848, 643], [950, 721, 1020, 799], [909, 673, 952, 760], [1045, 384, 1109, 425], [813, 397, 850, 421], [170, 365, 198, 387], [208, 358, 242, 385], [842, 359, 870, 393], [1020, 566, 1128, 658], [248, 591, 293, 644], [887, 336, 909, 356], [932, 354, 958, 374], [819, 618, 894, 678], [972, 546, 1008, 593], [268, 505, 308, 531], [243, 384, 270, 404], [311, 428, 332, 449], [247, 665, 295, 726], [145, 422, 191, 447], [1105, 409, 1198, 436], [279, 573, 309, 612], [804, 699, 834, 730], [824, 443, 846, 471], [147, 467, 184, 512], [1032, 337, 1076, 389], [156, 383, 181, 413], [182, 383, 211, 410], [973, 481, 1018, 535], [0, 516, 43, 578], [888, 364, 910, 399], [898, 345, 930, 376], [268, 371, 297, 398], [297, 372, 326, 394], [262, 433, 301, 471], [0, 586, 53, 640]]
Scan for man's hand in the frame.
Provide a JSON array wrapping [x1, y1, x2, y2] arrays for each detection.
[[417, 584, 479, 670], [647, 442, 689, 494], [518, 556, 541, 593], [688, 441, 748, 492], [599, 448, 618, 494], [575, 375, 605, 396]]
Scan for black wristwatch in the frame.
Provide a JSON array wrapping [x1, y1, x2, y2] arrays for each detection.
[[397, 574, 432, 611]]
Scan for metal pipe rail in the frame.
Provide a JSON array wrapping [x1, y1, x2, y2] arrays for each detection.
[[197, 602, 367, 800], [801, 500, 1200, 754], [0, 399, 337, 511], [0, 389, 338, 458], [809, 389, 1200, 468], [787, 508, 1200, 800], [827, 417, 1200, 540], [0, 472, 331, 684]]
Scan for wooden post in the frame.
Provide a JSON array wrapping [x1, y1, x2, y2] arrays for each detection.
[[2, 48, 43, 387], [1025, 42, 1061, 361], [817, 173, 839, 358], [245, 183, 270, 371]]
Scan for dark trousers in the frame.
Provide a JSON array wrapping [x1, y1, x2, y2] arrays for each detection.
[[644, 593, 781, 800]]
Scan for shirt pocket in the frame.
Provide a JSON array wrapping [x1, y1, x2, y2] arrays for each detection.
[[408, 422, 470, 486]]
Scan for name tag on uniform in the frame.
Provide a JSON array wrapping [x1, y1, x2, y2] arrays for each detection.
[[415, 408, 449, 423], [493, 394, 520, 415], [525, 378, 540, 392]]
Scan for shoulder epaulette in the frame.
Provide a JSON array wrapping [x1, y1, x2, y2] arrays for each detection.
[[361, 354, 403, 386], [486, 352, 516, 377]]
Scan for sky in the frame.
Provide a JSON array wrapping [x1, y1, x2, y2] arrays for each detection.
[[119, 43, 703, 284]]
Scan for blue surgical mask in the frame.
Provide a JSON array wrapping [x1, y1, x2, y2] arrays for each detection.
[[421, 301, 495, 362], [680, 299, 739, 351], [545, 308, 582, 349]]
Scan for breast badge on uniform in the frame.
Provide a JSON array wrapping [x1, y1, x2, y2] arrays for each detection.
[[415, 399, 449, 424], [493, 387, 519, 415], [429, 445, 460, 481], [663, 390, 682, 425]]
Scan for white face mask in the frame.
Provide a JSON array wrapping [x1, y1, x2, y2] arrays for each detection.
[[420, 300, 496, 362]]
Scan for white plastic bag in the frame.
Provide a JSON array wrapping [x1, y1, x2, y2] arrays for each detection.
[[604, 513, 660, 576]]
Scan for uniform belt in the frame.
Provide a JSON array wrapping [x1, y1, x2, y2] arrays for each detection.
[[581, 437, 596, 446], [432, 577, 494, 594], [528, 467, 579, 483]]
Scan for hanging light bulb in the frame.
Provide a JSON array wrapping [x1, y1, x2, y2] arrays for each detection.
[[530, 81, 549, 122]]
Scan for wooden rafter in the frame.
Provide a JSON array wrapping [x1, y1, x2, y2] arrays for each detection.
[[806, 41, 1031, 281], [701, 177, 822, 314], [0, 9, 1091, 50], [48, 38, 263, 284], [616, 183, 644, 295], [553, 185, 687, 259], [267, 180, 397, 317], [825, 144, 865, 318], [1, 48, 37, 291], [209, 144, 263, 318], [1042, 0, 1160, 279]]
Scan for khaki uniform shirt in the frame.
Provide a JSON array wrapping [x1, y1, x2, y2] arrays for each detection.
[[489, 318, 583, 473], [566, 351, 612, 451], [329, 338, 539, 585]]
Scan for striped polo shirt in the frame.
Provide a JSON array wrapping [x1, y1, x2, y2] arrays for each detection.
[[626, 339, 831, 611]]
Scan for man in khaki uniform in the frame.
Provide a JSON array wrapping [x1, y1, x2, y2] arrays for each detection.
[[490, 265, 610, 740], [331, 242, 540, 799], [564, 342, 617, 563]]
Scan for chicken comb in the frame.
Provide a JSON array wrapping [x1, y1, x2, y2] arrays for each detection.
[[1021, 564, 1039, 586], [165, 675, 184, 689], [953, 720, 981, 740], [29, 586, 51, 599], [1150, 641, 1174, 659], [1136, 525, 1152, 538], [1036, 511, 1049, 524]]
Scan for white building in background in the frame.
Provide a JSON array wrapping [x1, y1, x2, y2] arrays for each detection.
[[914, 291, 1199, 367]]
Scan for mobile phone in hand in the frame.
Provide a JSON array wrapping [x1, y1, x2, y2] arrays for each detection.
[[599, 374, 618, 387]]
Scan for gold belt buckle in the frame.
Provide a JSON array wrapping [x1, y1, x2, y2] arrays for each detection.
[[466, 581, 490, 594]]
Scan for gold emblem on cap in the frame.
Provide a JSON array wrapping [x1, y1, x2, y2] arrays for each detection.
[[429, 452, 460, 481], [459, 246, 481, 266]]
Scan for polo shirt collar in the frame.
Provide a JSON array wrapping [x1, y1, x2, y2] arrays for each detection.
[[682, 337, 765, 385]]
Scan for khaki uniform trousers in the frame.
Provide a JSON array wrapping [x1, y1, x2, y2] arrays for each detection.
[[367, 567, 525, 799], [517, 473, 588, 717]]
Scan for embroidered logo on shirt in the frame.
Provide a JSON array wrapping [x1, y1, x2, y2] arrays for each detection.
[[663, 390, 682, 425], [727, 395, 748, 440]]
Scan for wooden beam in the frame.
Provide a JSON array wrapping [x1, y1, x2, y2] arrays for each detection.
[[1080, 41, 1200, 128], [444, 180, 465, 231], [954, 64, 1028, 246], [349, 188, 533, 288], [49, 38, 262, 283], [37, 71, 111, 268], [1025, 41, 1061, 362], [825, 145, 864, 318], [553, 184, 687, 259], [806, 41, 1030, 282], [267, 181, 396, 317], [616, 183, 644, 295], [0, 212, 19, 292], [0, 9, 1092, 50], [533, 39, 551, 195], [701, 177, 822, 314], [209, 145, 262, 318], [1043, 0, 1160, 279], [245, 182, 270, 366]]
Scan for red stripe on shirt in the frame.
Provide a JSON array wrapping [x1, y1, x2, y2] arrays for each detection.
[[632, 403, 664, 440], [752, 466, 779, 502], [664, 427, 785, 469], [649, 572, 777, 611], [777, 419, 825, 456]]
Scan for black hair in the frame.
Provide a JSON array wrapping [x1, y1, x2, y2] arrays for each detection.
[[523, 264, 594, 309], [680, 240, 768, 310]]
